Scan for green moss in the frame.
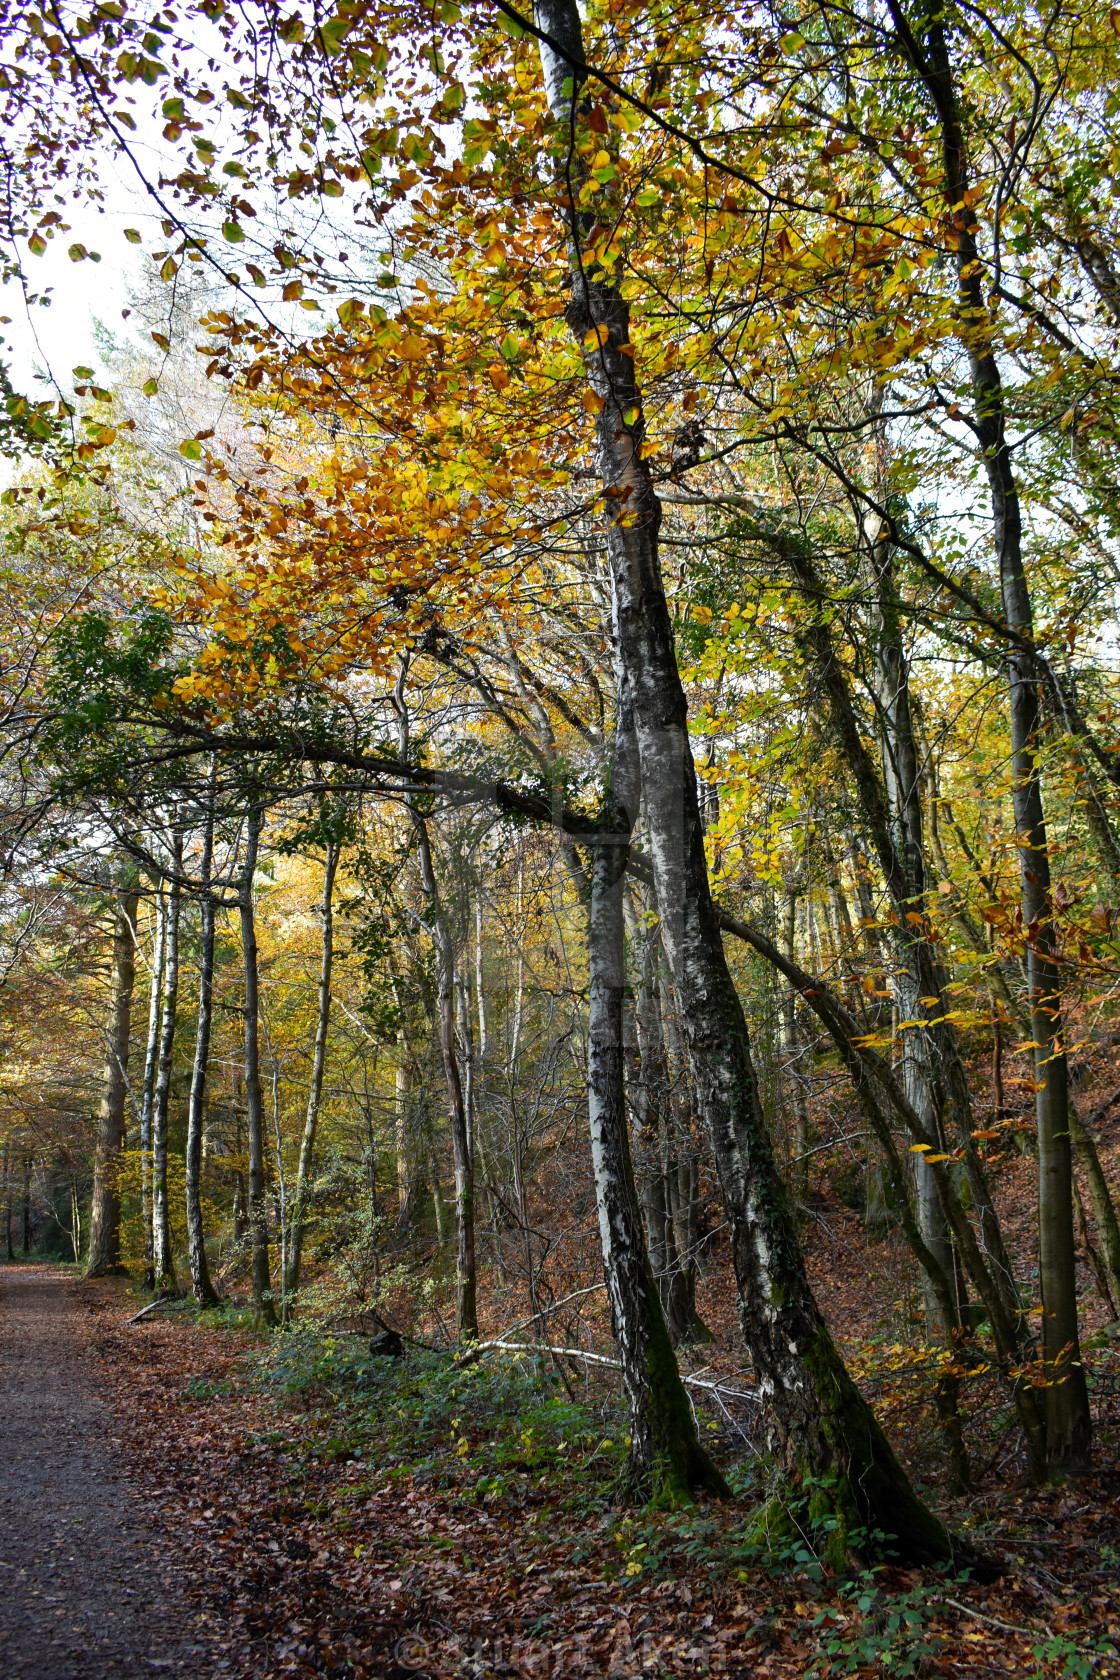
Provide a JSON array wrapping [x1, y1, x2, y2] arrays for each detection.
[[632, 1272, 731, 1510]]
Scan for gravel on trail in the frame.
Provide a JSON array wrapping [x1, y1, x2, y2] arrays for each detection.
[[0, 1262, 223, 1680]]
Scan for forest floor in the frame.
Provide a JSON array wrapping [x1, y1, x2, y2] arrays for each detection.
[[3, 1261, 1120, 1679]]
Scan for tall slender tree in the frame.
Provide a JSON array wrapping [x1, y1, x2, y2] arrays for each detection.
[[151, 832, 182, 1292], [185, 778, 221, 1307], [239, 806, 276, 1327], [286, 838, 340, 1307], [87, 871, 141, 1277]]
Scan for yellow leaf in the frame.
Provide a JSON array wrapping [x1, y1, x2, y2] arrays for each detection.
[[582, 389, 605, 415], [583, 324, 609, 349], [488, 363, 509, 391], [909, 1144, 931, 1153], [399, 335, 426, 359]]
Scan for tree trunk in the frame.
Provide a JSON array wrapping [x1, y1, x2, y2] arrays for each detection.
[[626, 882, 712, 1345], [286, 841, 339, 1305], [713, 903, 1046, 1476], [139, 887, 165, 1288], [239, 808, 276, 1327], [586, 717, 726, 1504], [887, 0, 1090, 1475], [87, 876, 140, 1277], [3, 1151, 14, 1260], [396, 659, 478, 1341], [1070, 1098, 1120, 1316], [414, 814, 478, 1342], [152, 839, 182, 1293], [780, 884, 811, 1200], [531, 0, 962, 1565], [185, 795, 220, 1308], [787, 542, 1022, 1341]]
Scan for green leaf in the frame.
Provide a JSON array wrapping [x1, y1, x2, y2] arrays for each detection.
[[161, 97, 185, 119], [179, 438, 202, 460], [142, 378, 159, 397], [123, 227, 142, 244], [27, 232, 46, 257], [318, 14, 353, 55], [222, 221, 245, 243]]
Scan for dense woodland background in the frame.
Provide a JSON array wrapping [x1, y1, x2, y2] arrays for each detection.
[[2, 0, 1120, 1619]]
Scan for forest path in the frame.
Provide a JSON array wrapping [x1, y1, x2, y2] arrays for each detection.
[[0, 1263, 222, 1680]]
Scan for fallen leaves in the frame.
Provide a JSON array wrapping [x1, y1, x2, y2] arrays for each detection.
[[69, 1278, 1120, 1679]]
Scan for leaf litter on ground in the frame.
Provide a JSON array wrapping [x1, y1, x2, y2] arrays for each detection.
[[76, 1277, 1120, 1680]]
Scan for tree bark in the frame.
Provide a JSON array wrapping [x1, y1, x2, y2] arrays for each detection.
[[395, 659, 478, 1340], [1070, 1096, 1120, 1316], [887, 0, 1090, 1475], [414, 813, 478, 1342], [151, 838, 182, 1293], [780, 884, 811, 1201], [87, 875, 140, 1277], [710, 901, 1045, 1477], [626, 887, 712, 1346], [587, 666, 725, 1503], [239, 808, 276, 1326], [185, 793, 220, 1308], [786, 542, 1021, 1338], [531, 0, 962, 1565], [139, 886, 165, 1288], [286, 841, 339, 1305], [3, 1151, 14, 1260]]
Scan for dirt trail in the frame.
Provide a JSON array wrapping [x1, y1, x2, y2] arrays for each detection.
[[0, 1263, 222, 1680]]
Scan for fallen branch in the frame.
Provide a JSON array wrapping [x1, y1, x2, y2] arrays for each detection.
[[944, 1597, 1032, 1637], [468, 1338, 759, 1405], [126, 1294, 188, 1325]]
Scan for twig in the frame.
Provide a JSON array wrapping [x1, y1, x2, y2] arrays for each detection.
[[944, 1598, 1050, 1640]]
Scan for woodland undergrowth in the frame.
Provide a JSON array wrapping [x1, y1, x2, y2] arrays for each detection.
[[74, 1274, 1120, 1680]]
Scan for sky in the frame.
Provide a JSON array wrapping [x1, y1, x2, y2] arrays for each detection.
[[4, 153, 179, 398]]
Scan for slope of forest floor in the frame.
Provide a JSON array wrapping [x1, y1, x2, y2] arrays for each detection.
[[32, 1250, 1120, 1680]]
